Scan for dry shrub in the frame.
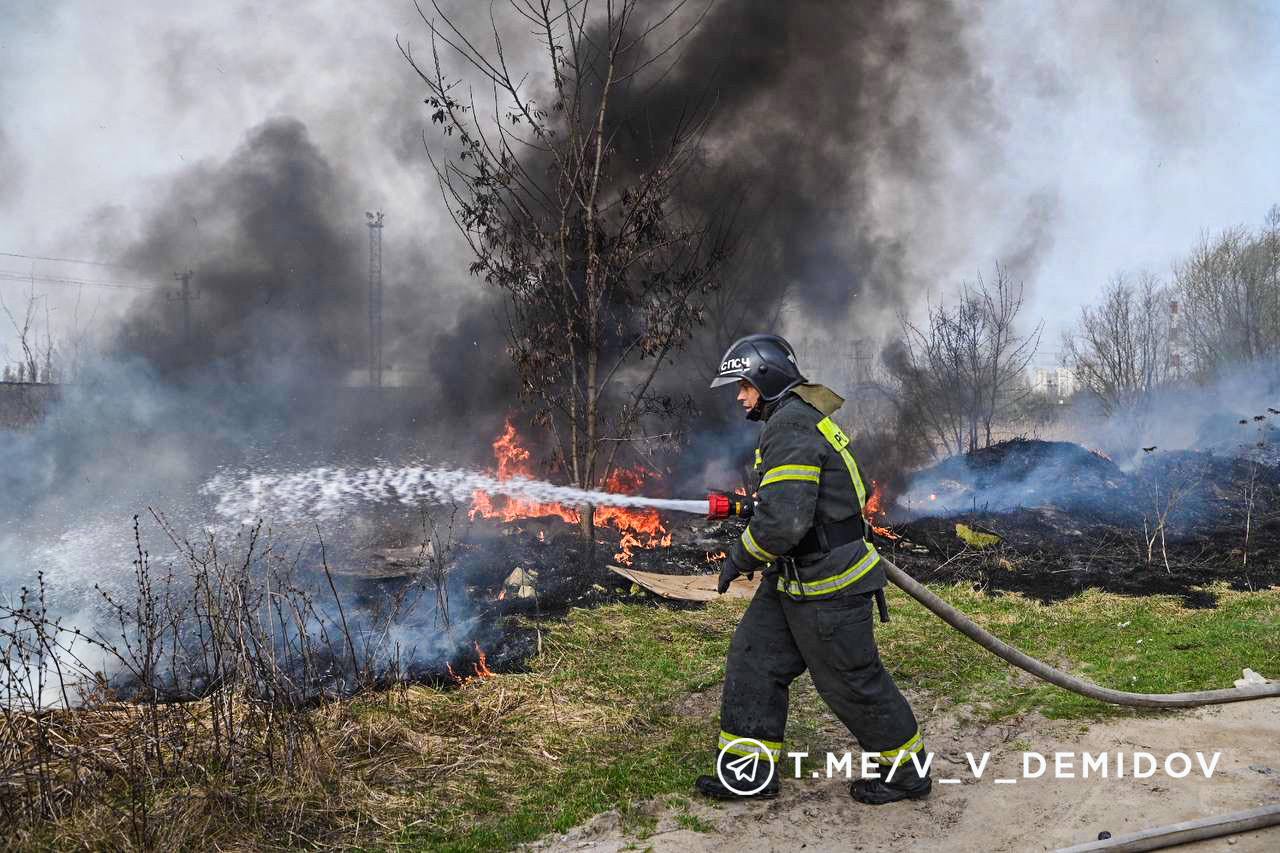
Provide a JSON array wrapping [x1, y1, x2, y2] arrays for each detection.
[[1, 508, 472, 850]]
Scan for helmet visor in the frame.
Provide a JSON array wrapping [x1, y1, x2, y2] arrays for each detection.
[[710, 374, 745, 389]]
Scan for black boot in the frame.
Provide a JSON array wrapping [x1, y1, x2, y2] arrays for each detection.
[[696, 747, 781, 801], [850, 764, 931, 805], [696, 773, 781, 800]]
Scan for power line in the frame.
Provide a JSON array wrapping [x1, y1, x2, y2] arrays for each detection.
[[0, 250, 138, 269], [0, 269, 160, 292]]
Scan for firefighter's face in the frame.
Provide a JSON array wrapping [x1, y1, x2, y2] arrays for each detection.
[[736, 379, 761, 412]]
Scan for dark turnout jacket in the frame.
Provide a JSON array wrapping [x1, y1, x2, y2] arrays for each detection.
[[727, 384, 885, 599]]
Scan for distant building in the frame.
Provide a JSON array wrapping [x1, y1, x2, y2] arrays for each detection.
[[791, 336, 875, 387], [1032, 366, 1076, 400], [341, 367, 428, 388]]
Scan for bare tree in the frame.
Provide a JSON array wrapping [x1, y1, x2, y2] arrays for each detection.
[[1135, 455, 1201, 574], [401, 1, 729, 557], [887, 264, 1042, 456], [59, 285, 99, 382], [417, 501, 464, 630], [0, 281, 49, 384], [1063, 272, 1173, 416], [1174, 207, 1280, 377], [974, 266, 1042, 446]]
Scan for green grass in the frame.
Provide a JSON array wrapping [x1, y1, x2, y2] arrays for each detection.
[[397, 583, 1278, 850], [878, 583, 1280, 720], [674, 812, 715, 833], [395, 603, 739, 851]]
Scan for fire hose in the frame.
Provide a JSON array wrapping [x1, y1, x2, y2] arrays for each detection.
[[704, 493, 1280, 847], [880, 558, 1280, 707], [705, 492, 1280, 707]]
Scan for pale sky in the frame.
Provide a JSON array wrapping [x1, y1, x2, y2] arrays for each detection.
[[2, 0, 1278, 370]]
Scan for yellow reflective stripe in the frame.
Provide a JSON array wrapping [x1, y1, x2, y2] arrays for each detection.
[[876, 730, 924, 764], [816, 417, 868, 508], [754, 448, 763, 468], [719, 730, 782, 759], [777, 544, 881, 597], [759, 464, 821, 487], [816, 416, 850, 450], [741, 526, 777, 562]]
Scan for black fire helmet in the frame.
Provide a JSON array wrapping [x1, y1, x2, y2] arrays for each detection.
[[710, 334, 807, 401]]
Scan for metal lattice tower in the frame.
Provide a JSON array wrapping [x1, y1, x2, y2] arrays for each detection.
[[366, 211, 384, 387]]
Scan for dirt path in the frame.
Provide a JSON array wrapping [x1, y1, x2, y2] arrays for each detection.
[[528, 698, 1280, 852]]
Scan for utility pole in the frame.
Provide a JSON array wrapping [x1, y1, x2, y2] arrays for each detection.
[[168, 270, 196, 343], [1167, 299, 1185, 380], [366, 211, 384, 387]]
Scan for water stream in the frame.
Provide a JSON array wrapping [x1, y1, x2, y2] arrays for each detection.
[[202, 464, 710, 522]]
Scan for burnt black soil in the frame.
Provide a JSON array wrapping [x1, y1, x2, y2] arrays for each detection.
[[882, 441, 1280, 608], [456, 516, 741, 616], [359, 438, 1280, 665], [448, 442, 1280, 615]]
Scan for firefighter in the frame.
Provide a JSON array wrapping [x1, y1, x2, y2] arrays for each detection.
[[695, 333, 931, 804]]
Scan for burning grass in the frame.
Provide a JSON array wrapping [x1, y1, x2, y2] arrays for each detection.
[[6, 583, 1278, 850], [468, 419, 673, 566]]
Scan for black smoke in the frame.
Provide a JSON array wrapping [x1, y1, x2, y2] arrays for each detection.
[[606, 0, 1002, 329], [115, 118, 365, 380], [6, 0, 1011, 516], [418, 1, 1005, 437], [99, 3, 1004, 444]]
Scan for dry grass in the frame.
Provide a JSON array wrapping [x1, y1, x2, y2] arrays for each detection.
[[4, 601, 742, 851], [5, 580, 1278, 851]]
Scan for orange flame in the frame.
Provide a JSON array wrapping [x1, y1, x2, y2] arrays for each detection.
[[473, 642, 493, 678], [864, 480, 900, 541], [447, 644, 496, 684], [865, 480, 885, 516], [469, 419, 670, 564], [469, 421, 577, 524], [705, 550, 727, 564]]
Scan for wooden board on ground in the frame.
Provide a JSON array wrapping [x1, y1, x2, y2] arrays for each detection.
[[325, 545, 435, 579], [607, 565, 759, 601]]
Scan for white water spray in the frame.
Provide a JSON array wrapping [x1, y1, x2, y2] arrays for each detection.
[[202, 464, 710, 522]]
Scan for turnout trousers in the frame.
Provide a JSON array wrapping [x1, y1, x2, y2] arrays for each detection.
[[717, 577, 924, 773]]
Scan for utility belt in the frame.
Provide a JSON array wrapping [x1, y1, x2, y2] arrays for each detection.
[[790, 515, 869, 559], [777, 515, 889, 621]]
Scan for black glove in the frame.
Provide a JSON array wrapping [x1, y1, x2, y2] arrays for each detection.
[[717, 552, 755, 594]]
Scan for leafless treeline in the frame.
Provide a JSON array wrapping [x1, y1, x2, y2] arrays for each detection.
[[876, 205, 1280, 463], [1, 280, 97, 384], [1064, 205, 1280, 413]]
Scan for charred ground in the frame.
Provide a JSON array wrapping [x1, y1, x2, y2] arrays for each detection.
[[409, 438, 1280, 630]]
